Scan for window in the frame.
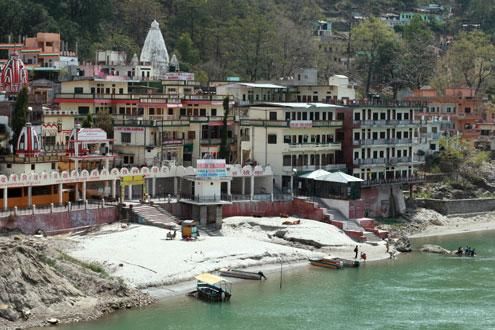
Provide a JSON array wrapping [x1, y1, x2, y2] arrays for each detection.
[[121, 133, 131, 143], [285, 112, 290, 120], [283, 155, 291, 166], [44, 136, 56, 146], [168, 108, 174, 115], [200, 109, 206, 116], [354, 132, 360, 141], [269, 112, 277, 120], [78, 106, 89, 115], [119, 88, 124, 94], [211, 109, 217, 116], [267, 134, 277, 144], [180, 108, 186, 116], [284, 135, 291, 144], [74, 87, 83, 94]]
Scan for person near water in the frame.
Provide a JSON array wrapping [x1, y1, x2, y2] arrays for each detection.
[[354, 245, 359, 259], [386, 240, 390, 253], [360, 252, 367, 261], [456, 247, 464, 256]]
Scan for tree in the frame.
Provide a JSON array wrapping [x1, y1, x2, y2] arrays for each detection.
[[94, 109, 113, 138], [82, 113, 93, 128], [432, 31, 495, 96], [351, 18, 399, 96], [219, 97, 230, 162], [400, 16, 437, 90], [11, 87, 28, 151], [174, 32, 200, 72]]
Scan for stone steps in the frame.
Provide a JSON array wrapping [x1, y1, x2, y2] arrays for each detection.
[[131, 205, 178, 230]]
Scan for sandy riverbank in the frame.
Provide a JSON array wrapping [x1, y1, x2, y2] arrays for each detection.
[[63, 217, 391, 291], [410, 211, 495, 238]]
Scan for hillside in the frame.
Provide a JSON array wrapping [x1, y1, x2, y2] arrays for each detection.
[[0, 0, 493, 87]]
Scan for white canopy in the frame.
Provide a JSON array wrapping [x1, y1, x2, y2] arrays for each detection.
[[299, 169, 331, 179], [314, 171, 364, 184]]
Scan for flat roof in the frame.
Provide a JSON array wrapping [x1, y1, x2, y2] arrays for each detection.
[[253, 102, 343, 109], [237, 83, 287, 89]]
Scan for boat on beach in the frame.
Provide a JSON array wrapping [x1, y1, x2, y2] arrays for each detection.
[[188, 273, 232, 303], [309, 257, 344, 269], [332, 258, 360, 268], [219, 269, 267, 280]]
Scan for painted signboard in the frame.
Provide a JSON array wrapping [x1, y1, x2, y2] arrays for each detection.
[[196, 159, 227, 177]]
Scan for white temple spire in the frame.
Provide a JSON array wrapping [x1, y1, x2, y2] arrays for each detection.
[[140, 20, 169, 76]]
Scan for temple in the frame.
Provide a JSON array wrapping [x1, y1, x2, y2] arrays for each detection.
[[140, 20, 170, 78]]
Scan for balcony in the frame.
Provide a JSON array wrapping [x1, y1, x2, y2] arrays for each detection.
[[284, 142, 341, 152], [113, 119, 190, 127], [353, 138, 414, 146], [362, 175, 426, 187], [239, 119, 342, 128], [200, 137, 236, 145], [283, 164, 347, 172], [55, 93, 181, 104], [355, 119, 418, 128], [353, 157, 414, 166]]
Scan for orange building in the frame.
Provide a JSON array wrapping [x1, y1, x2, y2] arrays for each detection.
[[406, 87, 488, 142]]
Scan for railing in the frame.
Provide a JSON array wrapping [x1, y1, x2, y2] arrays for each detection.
[[353, 138, 414, 146], [55, 93, 181, 102], [362, 176, 426, 187], [200, 137, 235, 145], [179, 193, 226, 203], [0, 199, 114, 219], [353, 157, 414, 166], [286, 142, 341, 150], [240, 119, 342, 128], [113, 119, 190, 127], [283, 164, 347, 172], [358, 119, 418, 126]]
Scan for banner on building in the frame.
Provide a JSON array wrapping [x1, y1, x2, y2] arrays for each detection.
[[196, 159, 227, 178]]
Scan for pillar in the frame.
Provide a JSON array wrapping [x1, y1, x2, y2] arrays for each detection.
[[173, 177, 178, 196], [199, 206, 207, 226], [242, 177, 246, 196], [250, 175, 255, 201], [58, 183, 63, 205], [3, 187, 7, 210], [111, 179, 116, 199], [290, 175, 294, 197], [82, 181, 87, 201], [27, 186, 32, 207], [104, 158, 110, 170], [152, 177, 156, 198], [216, 205, 223, 229], [227, 180, 231, 196], [128, 185, 133, 200], [75, 183, 80, 200]]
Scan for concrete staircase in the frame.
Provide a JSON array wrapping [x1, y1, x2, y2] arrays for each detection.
[[131, 204, 179, 230]]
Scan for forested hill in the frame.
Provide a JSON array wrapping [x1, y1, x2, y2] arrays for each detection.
[[0, 0, 494, 88]]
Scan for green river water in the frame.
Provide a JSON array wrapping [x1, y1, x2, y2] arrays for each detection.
[[58, 230, 495, 330]]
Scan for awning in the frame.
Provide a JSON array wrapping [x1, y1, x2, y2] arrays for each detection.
[[315, 171, 364, 184], [298, 169, 331, 179], [195, 273, 229, 285]]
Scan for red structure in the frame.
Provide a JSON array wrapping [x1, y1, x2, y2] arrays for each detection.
[[0, 53, 29, 93], [16, 122, 41, 157]]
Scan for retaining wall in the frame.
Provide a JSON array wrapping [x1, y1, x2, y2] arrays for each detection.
[[222, 198, 330, 222], [415, 198, 495, 215], [0, 207, 119, 235]]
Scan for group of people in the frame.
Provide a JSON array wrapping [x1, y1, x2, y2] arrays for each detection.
[[455, 246, 476, 257], [354, 245, 367, 261]]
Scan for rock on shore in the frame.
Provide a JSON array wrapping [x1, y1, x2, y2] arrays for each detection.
[[0, 235, 154, 329]]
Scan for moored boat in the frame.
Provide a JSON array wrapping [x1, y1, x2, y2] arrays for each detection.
[[309, 257, 344, 269], [188, 273, 232, 303], [332, 258, 360, 268], [219, 269, 267, 280]]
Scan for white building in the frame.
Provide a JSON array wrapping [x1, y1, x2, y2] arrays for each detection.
[[239, 102, 345, 191]]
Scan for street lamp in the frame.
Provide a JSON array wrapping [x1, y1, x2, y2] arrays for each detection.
[[27, 106, 33, 123], [291, 168, 297, 197]]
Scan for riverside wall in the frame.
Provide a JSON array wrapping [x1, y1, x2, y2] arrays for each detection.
[[222, 198, 330, 222], [415, 198, 495, 215], [0, 207, 119, 235]]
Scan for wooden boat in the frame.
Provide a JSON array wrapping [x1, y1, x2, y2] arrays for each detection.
[[188, 273, 232, 302], [219, 269, 267, 280], [332, 258, 360, 268], [309, 257, 344, 269]]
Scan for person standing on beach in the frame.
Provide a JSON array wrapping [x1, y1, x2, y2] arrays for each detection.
[[386, 240, 390, 253], [354, 245, 359, 259]]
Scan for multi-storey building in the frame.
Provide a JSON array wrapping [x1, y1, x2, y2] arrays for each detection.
[[406, 87, 486, 142], [239, 102, 345, 190], [339, 104, 428, 184]]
